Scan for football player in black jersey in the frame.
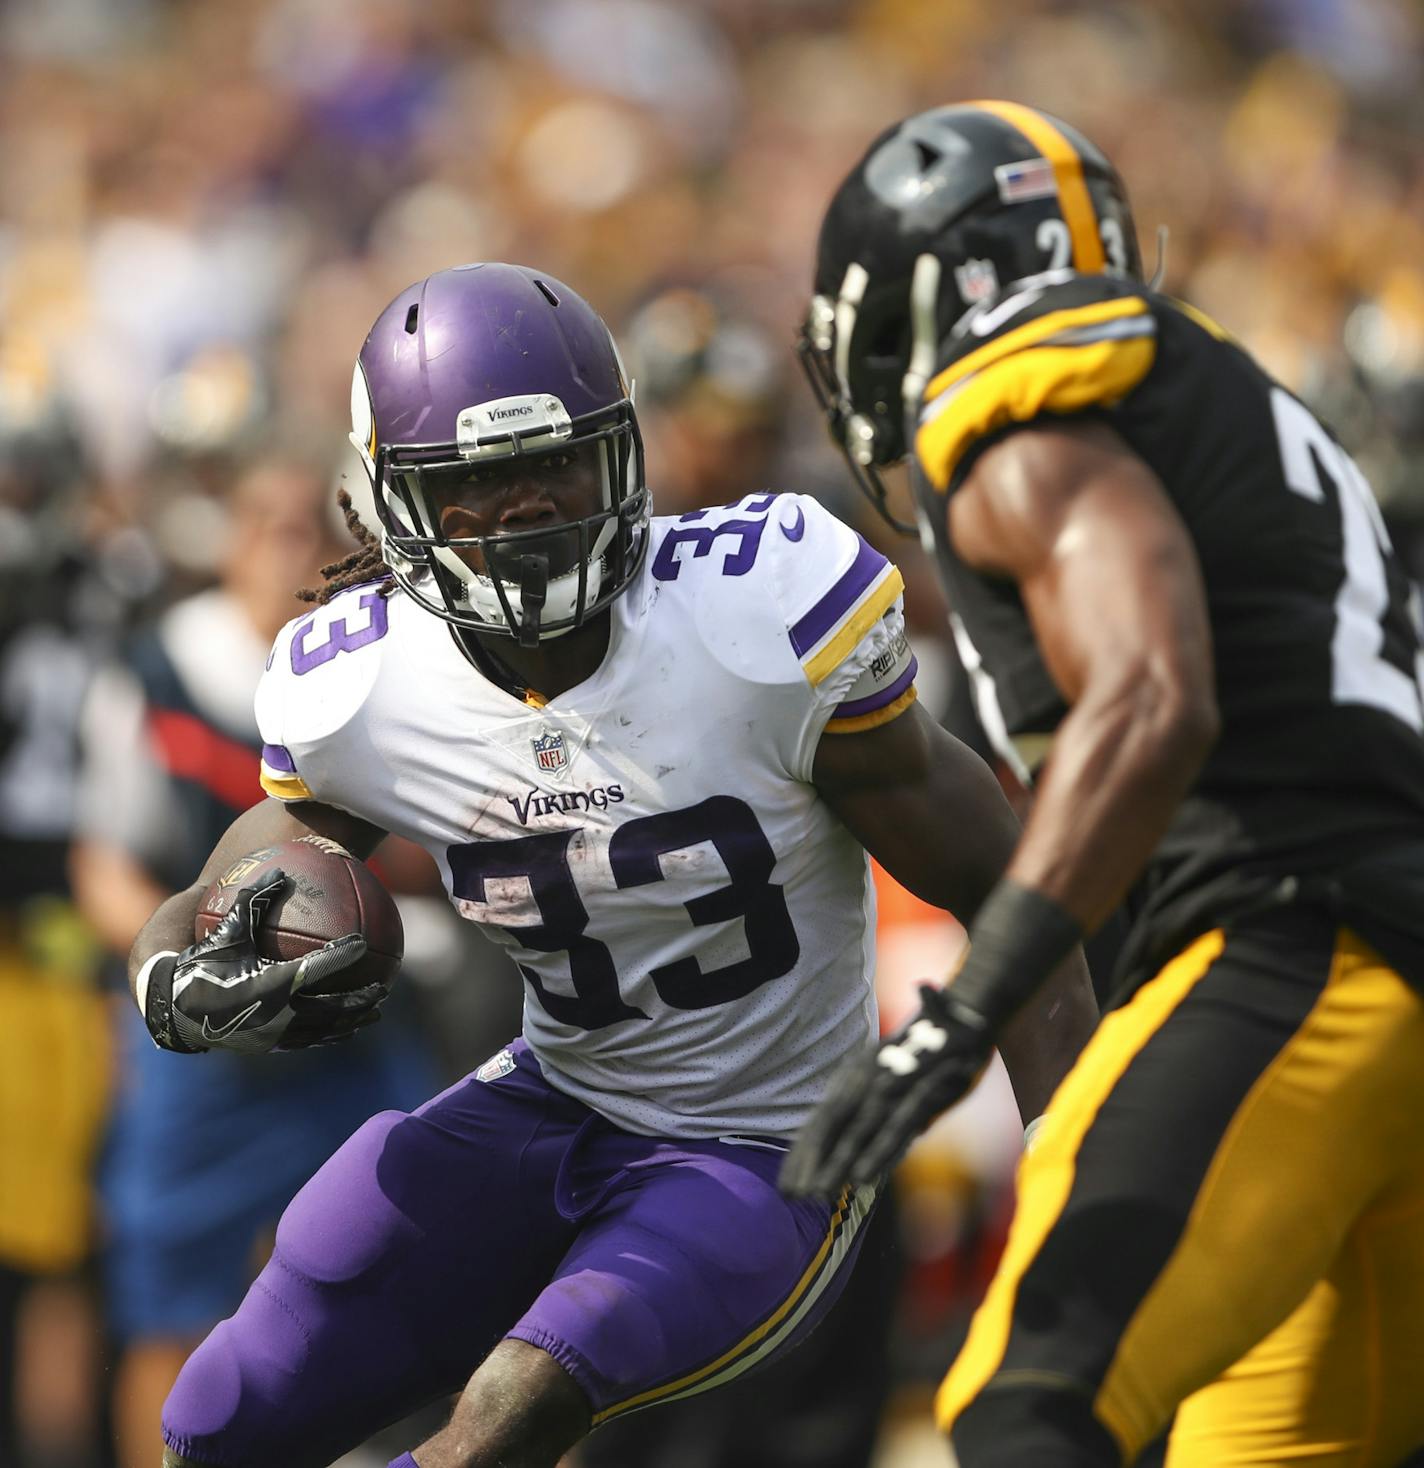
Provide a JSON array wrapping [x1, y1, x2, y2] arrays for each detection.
[[782, 102, 1424, 1467]]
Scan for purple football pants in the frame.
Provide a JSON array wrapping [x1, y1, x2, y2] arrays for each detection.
[[162, 1041, 873, 1468]]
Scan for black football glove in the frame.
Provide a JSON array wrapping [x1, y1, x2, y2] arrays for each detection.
[[780, 983, 993, 1198], [140, 871, 385, 1055]]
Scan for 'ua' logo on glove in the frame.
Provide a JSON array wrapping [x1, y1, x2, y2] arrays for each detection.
[[877, 1017, 949, 1076]]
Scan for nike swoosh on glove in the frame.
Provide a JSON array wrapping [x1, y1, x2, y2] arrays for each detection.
[[143, 872, 384, 1054], [779, 983, 993, 1198]]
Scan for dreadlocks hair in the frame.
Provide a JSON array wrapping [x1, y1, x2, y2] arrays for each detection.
[[297, 488, 397, 605]]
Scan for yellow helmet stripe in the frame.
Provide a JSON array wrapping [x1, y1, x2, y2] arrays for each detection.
[[970, 100, 1106, 274]]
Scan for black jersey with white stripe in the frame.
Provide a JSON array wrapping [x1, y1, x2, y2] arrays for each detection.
[[912, 272, 1424, 994]]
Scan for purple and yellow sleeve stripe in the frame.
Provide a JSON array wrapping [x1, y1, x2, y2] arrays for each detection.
[[259, 743, 314, 802], [824, 657, 919, 733], [790, 538, 905, 687]]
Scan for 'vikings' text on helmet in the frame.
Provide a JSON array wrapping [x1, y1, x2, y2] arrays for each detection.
[[351, 262, 649, 643], [799, 101, 1142, 532]]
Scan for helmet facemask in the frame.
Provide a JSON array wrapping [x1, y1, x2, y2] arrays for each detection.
[[796, 268, 919, 535], [352, 374, 649, 647]]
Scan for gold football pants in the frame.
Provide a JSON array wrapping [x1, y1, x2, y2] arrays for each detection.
[[938, 907, 1424, 1467]]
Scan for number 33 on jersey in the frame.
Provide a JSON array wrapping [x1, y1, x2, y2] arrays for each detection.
[[254, 493, 917, 1139]]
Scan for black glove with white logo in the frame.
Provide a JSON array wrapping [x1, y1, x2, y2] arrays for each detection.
[[781, 880, 1085, 1199], [779, 983, 993, 1198], [138, 872, 382, 1055]]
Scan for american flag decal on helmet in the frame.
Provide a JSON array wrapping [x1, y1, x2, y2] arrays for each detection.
[[532, 729, 568, 773], [994, 158, 1058, 204]]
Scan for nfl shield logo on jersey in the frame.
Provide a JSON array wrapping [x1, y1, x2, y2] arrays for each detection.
[[532, 729, 567, 774]]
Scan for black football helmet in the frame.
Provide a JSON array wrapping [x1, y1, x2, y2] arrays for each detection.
[[798, 101, 1143, 532]]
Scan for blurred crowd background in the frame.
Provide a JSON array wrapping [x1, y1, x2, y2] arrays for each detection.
[[1, 1, 1421, 1465]]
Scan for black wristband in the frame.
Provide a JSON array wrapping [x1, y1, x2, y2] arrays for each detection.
[[948, 880, 1083, 1033]]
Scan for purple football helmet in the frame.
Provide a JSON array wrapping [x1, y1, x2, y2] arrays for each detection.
[[350, 262, 649, 644]]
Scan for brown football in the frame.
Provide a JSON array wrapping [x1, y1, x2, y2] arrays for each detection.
[[195, 836, 403, 992]]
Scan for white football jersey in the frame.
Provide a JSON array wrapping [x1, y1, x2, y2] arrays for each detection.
[[256, 493, 918, 1139]]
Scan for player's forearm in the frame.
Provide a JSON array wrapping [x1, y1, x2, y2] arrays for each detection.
[[127, 882, 204, 1004], [993, 949, 1096, 1123], [893, 741, 1098, 1117], [943, 671, 1214, 1046], [1008, 670, 1217, 931]]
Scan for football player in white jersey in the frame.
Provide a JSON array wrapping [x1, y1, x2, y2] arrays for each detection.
[[127, 263, 1095, 1468]]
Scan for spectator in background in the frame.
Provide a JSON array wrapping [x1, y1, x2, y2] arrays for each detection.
[[4, 0, 1424, 496], [0, 430, 117, 1468], [623, 285, 790, 517], [70, 461, 438, 1468]]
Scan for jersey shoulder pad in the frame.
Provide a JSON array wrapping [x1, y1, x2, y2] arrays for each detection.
[[1161, 292, 1237, 346], [917, 273, 1159, 493], [255, 582, 395, 801], [647, 493, 904, 689], [759, 493, 905, 690]]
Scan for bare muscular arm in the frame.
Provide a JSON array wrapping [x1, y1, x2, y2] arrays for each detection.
[[950, 418, 1219, 935]]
